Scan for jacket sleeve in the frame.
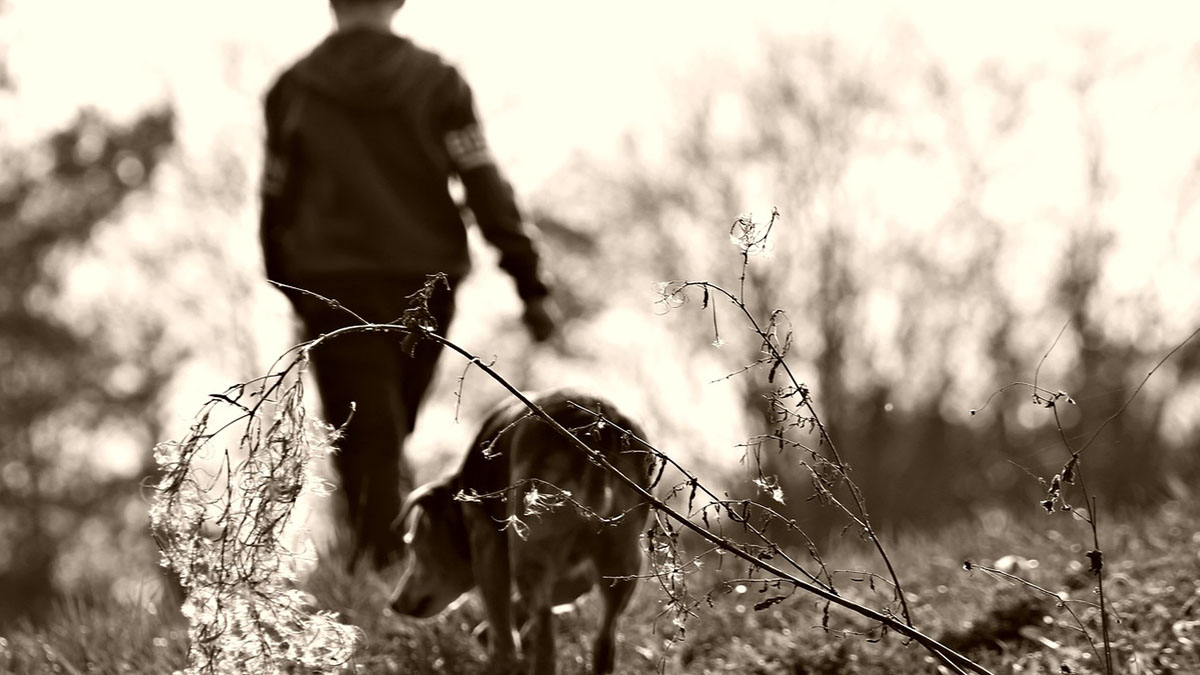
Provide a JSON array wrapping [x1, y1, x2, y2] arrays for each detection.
[[259, 75, 292, 284], [438, 71, 549, 301]]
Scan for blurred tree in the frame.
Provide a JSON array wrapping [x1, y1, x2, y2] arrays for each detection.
[[538, 31, 1200, 542], [0, 1, 8, 91], [0, 106, 175, 623], [1047, 69, 1173, 505]]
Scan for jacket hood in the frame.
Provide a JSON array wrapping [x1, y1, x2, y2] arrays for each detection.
[[291, 28, 446, 110]]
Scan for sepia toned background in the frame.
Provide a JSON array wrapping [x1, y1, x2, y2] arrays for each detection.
[[1, 0, 1197, 626]]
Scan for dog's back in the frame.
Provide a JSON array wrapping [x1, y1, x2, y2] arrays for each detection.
[[463, 389, 649, 533]]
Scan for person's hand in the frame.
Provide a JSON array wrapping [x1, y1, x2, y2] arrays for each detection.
[[522, 296, 559, 343]]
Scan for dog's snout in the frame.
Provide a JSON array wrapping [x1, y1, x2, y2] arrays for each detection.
[[388, 592, 407, 615], [390, 580, 437, 618], [388, 583, 412, 615], [387, 586, 403, 612]]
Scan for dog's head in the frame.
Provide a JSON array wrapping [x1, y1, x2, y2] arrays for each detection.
[[388, 477, 475, 618]]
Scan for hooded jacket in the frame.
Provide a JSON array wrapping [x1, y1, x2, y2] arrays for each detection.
[[260, 27, 548, 300]]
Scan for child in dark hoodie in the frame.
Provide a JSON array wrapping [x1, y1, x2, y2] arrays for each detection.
[[260, 0, 557, 569]]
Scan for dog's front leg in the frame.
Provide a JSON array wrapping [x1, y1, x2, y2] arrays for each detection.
[[521, 602, 556, 675], [512, 537, 565, 675], [469, 521, 519, 673]]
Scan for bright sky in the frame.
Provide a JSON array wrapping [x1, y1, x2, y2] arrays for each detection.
[[6, 0, 1199, 186]]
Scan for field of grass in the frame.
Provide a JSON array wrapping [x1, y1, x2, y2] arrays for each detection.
[[3, 500, 1198, 674]]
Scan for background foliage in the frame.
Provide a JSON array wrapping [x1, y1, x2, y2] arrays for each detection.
[[0, 4, 1197, 663]]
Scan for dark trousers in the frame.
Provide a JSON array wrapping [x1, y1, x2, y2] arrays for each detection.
[[290, 276, 456, 568]]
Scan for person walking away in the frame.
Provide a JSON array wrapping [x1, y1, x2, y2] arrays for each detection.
[[259, 0, 556, 569]]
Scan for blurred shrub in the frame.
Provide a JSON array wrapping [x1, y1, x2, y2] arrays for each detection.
[[531, 34, 1200, 539], [0, 106, 175, 623]]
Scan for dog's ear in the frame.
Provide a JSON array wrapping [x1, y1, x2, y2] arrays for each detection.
[[430, 481, 472, 562], [393, 474, 458, 533], [391, 488, 423, 535]]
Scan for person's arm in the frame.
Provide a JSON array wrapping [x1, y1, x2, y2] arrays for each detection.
[[458, 161, 548, 300], [440, 71, 556, 339], [259, 75, 294, 284], [459, 161, 557, 340]]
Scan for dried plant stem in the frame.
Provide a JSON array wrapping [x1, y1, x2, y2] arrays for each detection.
[[304, 320, 991, 675], [1090, 498, 1114, 675], [965, 561, 1106, 667], [151, 348, 360, 674], [246, 275, 990, 673], [1047, 402, 1117, 675], [1071, 322, 1200, 462], [673, 277, 914, 627]]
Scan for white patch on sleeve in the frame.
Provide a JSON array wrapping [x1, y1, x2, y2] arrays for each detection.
[[445, 124, 494, 171]]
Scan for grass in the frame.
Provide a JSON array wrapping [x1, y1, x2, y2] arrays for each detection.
[[0, 591, 188, 674], [4, 499, 1198, 674]]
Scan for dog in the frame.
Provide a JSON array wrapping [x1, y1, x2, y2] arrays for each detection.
[[389, 389, 652, 675]]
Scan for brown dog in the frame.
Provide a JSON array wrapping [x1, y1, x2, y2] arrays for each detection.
[[389, 389, 652, 675]]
